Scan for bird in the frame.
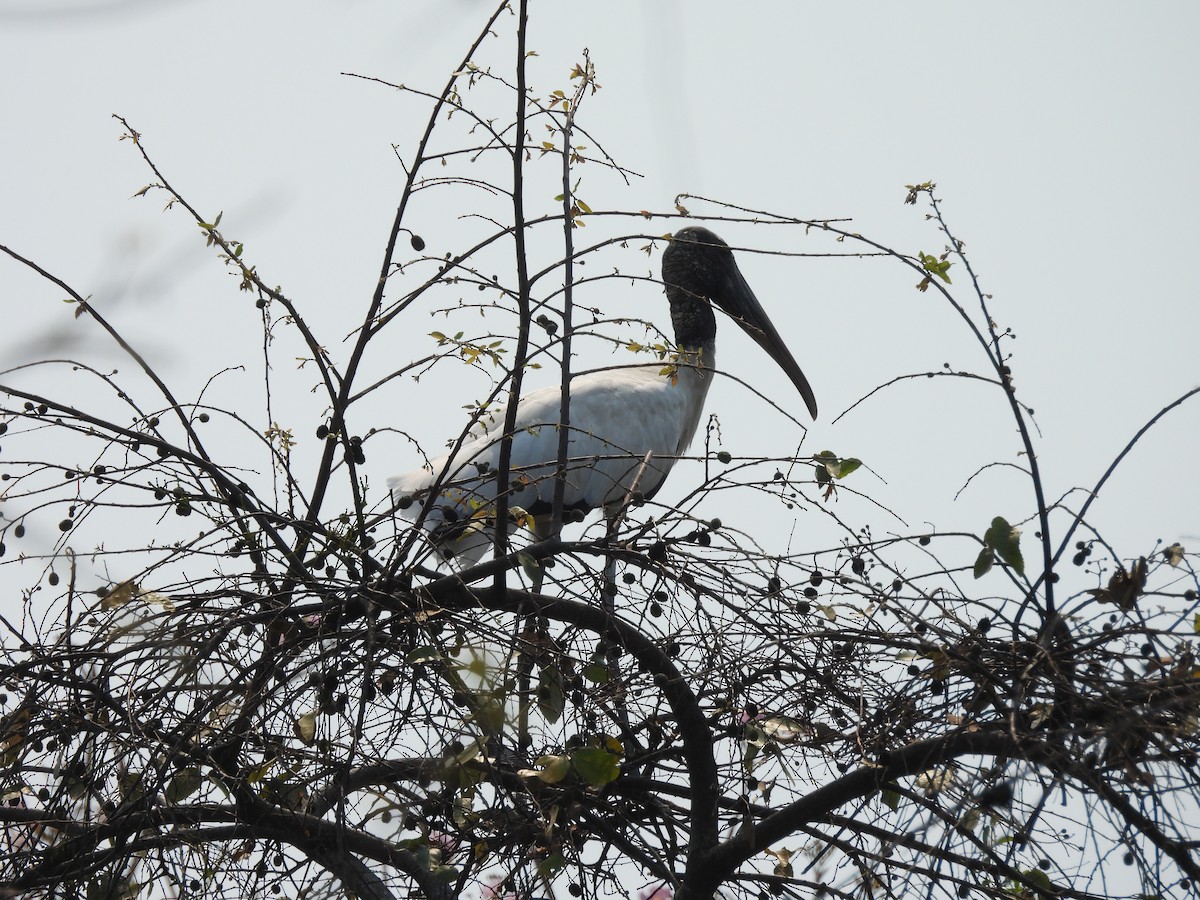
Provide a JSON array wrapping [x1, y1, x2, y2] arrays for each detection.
[[388, 226, 817, 564]]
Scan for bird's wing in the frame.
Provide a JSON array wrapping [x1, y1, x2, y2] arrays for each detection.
[[388, 365, 700, 523]]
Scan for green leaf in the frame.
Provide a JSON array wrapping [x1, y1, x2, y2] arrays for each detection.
[[743, 739, 761, 774], [571, 747, 620, 787], [1021, 868, 1055, 892], [88, 874, 139, 900], [534, 754, 571, 784], [537, 849, 566, 878], [880, 783, 902, 811], [973, 547, 994, 579], [166, 767, 203, 804], [984, 516, 1024, 575], [474, 697, 506, 735], [537, 666, 565, 723], [832, 457, 861, 478], [246, 759, 275, 785], [974, 516, 1022, 579], [582, 662, 609, 684], [813, 450, 860, 481], [517, 550, 541, 581], [918, 251, 952, 284], [406, 645, 442, 665], [118, 769, 146, 806]]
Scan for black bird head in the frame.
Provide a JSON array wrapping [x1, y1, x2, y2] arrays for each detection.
[[662, 226, 818, 419]]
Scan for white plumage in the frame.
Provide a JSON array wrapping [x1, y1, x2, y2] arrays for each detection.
[[388, 227, 817, 564]]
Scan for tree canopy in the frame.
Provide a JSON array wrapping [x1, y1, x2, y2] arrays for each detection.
[[1, 4, 1198, 900]]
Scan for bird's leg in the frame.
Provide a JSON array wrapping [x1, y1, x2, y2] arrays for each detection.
[[516, 517, 549, 754], [598, 515, 628, 730], [601, 516, 619, 655], [602, 450, 652, 611], [597, 451, 653, 737], [515, 613, 535, 758]]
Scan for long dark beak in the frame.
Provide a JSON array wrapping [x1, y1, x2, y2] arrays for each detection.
[[724, 266, 819, 419]]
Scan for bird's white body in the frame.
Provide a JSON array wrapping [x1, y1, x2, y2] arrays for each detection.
[[389, 350, 715, 562], [388, 226, 817, 566]]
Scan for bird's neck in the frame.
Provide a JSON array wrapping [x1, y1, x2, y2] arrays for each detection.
[[671, 340, 716, 454], [667, 288, 718, 352], [662, 286, 719, 453]]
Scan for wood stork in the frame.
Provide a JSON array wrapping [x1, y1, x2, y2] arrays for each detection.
[[388, 226, 817, 563]]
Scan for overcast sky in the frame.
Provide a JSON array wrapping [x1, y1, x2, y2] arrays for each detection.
[[3, 1, 1198, 586], [1, 6, 1196, 898]]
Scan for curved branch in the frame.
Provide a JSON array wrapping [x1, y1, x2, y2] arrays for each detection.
[[0, 801, 446, 900], [681, 729, 1052, 899], [421, 575, 723, 866]]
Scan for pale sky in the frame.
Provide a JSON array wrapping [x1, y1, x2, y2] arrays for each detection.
[[1, 4, 1198, 898], [3, 0, 1198, 584]]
